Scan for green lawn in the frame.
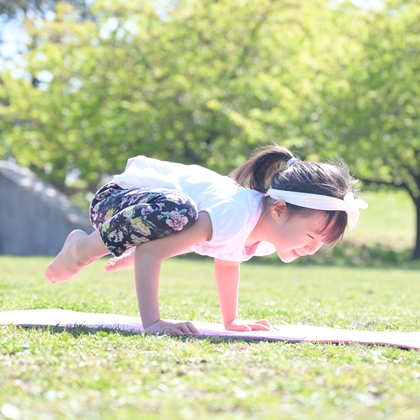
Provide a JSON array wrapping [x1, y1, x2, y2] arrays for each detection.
[[1, 254, 420, 420], [1, 191, 419, 419], [348, 190, 416, 250]]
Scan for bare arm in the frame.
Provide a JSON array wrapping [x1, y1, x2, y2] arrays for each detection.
[[214, 258, 279, 332], [214, 258, 241, 326], [135, 211, 212, 334], [105, 245, 192, 272]]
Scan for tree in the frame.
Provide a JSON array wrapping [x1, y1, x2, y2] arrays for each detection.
[[0, 0, 93, 20], [0, 0, 332, 190], [312, 1, 420, 259], [3, 0, 419, 259]]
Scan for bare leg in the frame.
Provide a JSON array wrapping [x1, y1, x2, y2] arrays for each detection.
[[45, 229, 109, 284]]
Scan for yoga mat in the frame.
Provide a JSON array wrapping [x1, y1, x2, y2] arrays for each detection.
[[1, 309, 419, 350]]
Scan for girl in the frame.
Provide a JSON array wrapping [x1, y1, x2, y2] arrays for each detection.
[[45, 145, 367, 335]]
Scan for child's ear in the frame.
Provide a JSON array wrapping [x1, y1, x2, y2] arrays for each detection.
[[271, 200, 287, 220]]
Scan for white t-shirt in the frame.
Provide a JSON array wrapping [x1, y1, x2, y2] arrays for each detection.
[[112, 156, 276, 261]]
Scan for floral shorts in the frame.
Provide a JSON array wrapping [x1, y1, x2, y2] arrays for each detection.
[[89, 182, 199, 257]]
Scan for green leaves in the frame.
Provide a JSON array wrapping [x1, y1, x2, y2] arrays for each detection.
[[1, 0, 420, 255], [1, 0, 330, 184]]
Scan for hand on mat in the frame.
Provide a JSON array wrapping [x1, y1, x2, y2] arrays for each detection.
[[225, 318, 280, 332], [145, 319, 199, 336]]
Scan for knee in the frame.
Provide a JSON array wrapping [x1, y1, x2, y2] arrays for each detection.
[[174, 192, 199, 225], [179, 193, 199, 221], [163, 191, 198, 232]]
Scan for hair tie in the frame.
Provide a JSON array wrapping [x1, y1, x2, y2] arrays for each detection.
[[287, 158, 299, 168]]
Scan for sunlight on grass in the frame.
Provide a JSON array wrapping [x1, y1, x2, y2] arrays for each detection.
[[346, 190, 415, 250], [1, 256, 420, 419]]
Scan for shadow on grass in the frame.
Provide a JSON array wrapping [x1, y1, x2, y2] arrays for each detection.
[[22, 325, 278, 345], [13, 325, 416, 350]]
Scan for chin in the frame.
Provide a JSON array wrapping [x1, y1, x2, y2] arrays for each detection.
[[277, 254, 296, 264]]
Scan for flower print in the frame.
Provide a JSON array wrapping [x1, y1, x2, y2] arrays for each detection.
[[131, 218, 152, 236], [128, 196, 140, 206], [188, 207, 197, 219], [165, 194, 182, 204], [166, 210, 189, 231], [127, 192, 149, 206], [123, 241, 132, 250], [100, 221, 111, 233], [115, 247, 124, 255], [141, 206, 154, 216], [123, 208, 134, 219], [130, 234, 150, 246], [108, 230, 124, 243], [105, 208, 115, 220], [118, 197, 130, 208]]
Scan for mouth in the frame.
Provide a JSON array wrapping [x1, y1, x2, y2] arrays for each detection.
[[292, 249, 301, 258], [292, 249, 305, 258]]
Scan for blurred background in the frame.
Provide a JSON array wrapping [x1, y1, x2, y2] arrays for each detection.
[[0, 0, 418, 263]]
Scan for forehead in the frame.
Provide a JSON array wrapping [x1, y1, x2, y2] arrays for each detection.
[[305, 212, 328, 231], [291, 211, 337, 239], [292, 211, 328, 228]]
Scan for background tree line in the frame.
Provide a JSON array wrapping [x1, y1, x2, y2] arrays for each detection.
[[0, 0, 419, 258]]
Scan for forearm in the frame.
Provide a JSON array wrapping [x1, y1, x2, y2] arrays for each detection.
[[214, 259, 241, 326], [134, 247, 162, 328], [133, 212, 213, 330]]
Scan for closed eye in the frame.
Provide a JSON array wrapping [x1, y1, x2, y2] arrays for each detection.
[[307, 234, 315, 239]]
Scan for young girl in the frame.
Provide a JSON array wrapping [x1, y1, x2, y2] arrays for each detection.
[[45, 145, 367, 335]]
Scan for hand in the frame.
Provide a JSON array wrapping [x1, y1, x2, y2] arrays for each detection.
[[225, 318, 280, 332], [145, 319, 199, 336], [105, 248, 135, 272]]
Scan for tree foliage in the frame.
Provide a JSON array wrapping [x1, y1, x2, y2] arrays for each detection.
[[312, 0, 420, 258], [0, 0, 338, 185], [0, 0, 420, 257]]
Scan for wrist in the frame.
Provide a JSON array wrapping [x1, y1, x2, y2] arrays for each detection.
[[224, 317, 238, 327], [145, 318, 161, 329]]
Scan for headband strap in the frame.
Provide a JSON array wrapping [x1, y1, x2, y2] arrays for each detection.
[[265, 189, 368, 229]]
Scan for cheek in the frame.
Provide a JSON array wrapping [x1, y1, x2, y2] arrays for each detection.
[[283, 232, 306, 246]]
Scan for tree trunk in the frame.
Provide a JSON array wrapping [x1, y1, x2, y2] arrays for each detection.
[[412, 198, 420, 260]]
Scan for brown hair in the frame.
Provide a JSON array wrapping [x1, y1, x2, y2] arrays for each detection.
[[230, 145, 360, 244]]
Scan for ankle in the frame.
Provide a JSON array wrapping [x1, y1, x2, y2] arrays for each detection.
[[71, 236, 90, 266]]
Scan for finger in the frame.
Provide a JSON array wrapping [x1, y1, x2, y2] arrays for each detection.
[[255, 319, 281, 330], [229, 323, 252, 332], [248, 323, 272, 331], [167, 327, 185, 336], [175, 323, 193, 334], [255, 319, 271, 327], [185, 322, 199, 334]]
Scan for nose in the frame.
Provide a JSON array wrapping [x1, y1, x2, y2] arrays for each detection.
[[305, 238, 324, 255]]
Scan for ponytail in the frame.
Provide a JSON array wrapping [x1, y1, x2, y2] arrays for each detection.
[[229, 145, 294, 193]]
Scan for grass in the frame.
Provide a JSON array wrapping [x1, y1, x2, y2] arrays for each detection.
[[1, 256, 420, 420], [348, 189, 415, 250], [287, 189, 419, 266], [1, 190, 420, 419]]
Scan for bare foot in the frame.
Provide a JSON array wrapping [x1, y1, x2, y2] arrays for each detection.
[[105, 248, 135, 272], [45, 230, 90, 284]]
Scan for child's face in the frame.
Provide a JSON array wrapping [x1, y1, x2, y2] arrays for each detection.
[[267, 207, 329, 263]]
